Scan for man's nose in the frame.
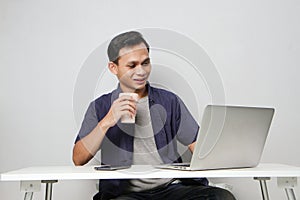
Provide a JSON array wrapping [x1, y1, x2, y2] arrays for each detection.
[[135, 65, 146, 75]]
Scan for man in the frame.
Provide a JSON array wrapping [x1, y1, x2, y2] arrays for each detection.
[[73, 31, 235, 200]]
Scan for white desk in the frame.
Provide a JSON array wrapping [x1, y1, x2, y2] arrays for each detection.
[[1, 163, 299, 200]]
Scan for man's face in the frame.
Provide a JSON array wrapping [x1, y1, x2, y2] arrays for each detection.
[[111, 43, 151, 93]]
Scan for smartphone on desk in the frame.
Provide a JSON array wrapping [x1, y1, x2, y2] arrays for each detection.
[[94, 165, 131, 171]]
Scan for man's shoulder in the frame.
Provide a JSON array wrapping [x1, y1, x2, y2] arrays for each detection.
[[93, 91, 114, 106], [88, 91, 114, 117], [150, 85, 178, 100]]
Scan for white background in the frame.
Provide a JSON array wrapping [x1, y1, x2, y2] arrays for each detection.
[[1, 0, 299, 199]]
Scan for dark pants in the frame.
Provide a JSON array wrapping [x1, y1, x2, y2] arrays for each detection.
[[95, 183, 236, 200]]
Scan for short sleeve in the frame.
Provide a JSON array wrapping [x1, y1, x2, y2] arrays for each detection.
[[74, 101, 99, 143], [175, 96, 199, 146]]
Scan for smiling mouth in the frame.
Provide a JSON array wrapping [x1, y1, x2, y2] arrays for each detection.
[[134, 78, 146, 84]]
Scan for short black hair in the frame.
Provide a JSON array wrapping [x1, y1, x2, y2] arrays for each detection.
[[107, 31, 150, 64]]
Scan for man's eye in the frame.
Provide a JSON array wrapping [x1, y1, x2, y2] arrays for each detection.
[[142, 61, 150, 66], [127, 64, 136, 68]]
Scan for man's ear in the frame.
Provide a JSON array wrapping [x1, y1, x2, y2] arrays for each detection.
[[108, 62, 118, 75]]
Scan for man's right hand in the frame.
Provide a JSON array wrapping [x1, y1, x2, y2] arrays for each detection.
[[103, 95, 137, 128]]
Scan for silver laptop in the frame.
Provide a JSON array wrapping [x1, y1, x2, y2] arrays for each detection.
[[156, 105, 275, 171]]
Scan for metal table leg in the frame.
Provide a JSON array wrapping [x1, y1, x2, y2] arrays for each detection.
[[285, 188, 297, 200], [254, 177, 271, 200], [278, 177, 297, 200], [24, 192, 33, 200], [42, 180, 58, 200]]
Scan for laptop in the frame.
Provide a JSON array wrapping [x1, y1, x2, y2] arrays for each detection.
[[155, 105, 275, 171]]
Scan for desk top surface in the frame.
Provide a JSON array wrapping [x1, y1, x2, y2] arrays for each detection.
[[1, 163, 300, 181]]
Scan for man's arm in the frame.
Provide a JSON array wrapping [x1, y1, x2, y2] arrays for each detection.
[[72, 95, 137, 166], [72, 120, 110, 166]]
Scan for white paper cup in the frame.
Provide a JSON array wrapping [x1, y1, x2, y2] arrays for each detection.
[[119, 93, 138, 123]]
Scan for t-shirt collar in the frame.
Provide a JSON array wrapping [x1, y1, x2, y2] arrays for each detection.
[[113, 82, 155, 104]]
